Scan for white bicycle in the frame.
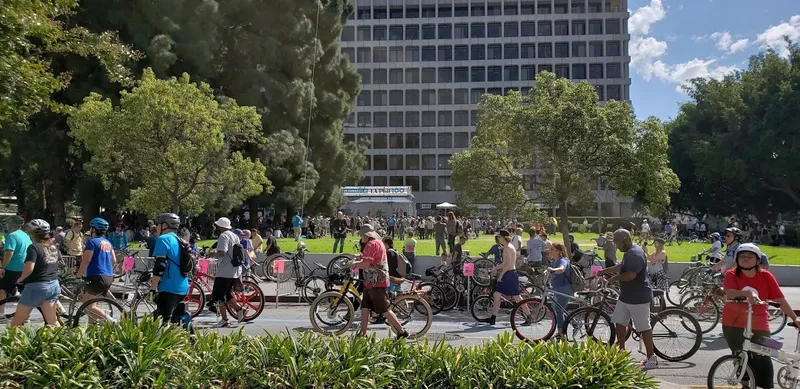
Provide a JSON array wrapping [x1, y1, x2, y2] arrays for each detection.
[[707, 299, 800, 389]]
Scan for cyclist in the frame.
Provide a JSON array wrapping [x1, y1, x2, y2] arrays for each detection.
[[75, 217, 117, 322], [10, 220, 60, 327], [721, 243, 800, 389], [0, 215, 31, 322], [149, 213, 189, 325], [713, 227, 742, 273]]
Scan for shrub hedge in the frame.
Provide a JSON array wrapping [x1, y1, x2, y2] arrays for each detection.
[[0, 319, 657, 389]]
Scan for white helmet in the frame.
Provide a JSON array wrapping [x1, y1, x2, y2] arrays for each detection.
[[735, 243, 763, 261]]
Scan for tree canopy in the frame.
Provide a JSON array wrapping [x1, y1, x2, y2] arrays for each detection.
[[668, 41, 800, 221], [451, 72, 679, 250], [68, 68, 269, 215]]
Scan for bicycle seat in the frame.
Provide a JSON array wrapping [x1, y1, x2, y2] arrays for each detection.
[[407, 273, 422, 281], [652, 289, 664, 297]]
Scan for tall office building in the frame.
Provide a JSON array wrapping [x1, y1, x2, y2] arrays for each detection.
[[340, 0, 633, 216]]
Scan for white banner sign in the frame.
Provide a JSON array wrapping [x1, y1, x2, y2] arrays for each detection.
[[343, 186, 411, 197]]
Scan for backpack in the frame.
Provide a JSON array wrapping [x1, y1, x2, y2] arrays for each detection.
[[231, 242, 247, 267], [396, 250, 412, 277], [567, 262, 586, 291], [170, 237, 196, 278]]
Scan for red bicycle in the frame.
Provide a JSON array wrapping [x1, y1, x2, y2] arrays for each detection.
[[184, 257, 266, 322]]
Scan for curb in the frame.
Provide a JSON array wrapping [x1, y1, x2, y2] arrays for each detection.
[[657, 379, 692, 389]]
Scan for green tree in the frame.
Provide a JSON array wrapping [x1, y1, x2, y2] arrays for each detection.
[[68, 68, 269, 215], [668, 41, 800, 220], [451, 72, 679, 252]]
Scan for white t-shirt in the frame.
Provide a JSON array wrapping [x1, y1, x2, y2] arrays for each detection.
[[779, 225, 786, 235], [511, 235, 522, 253], [215, 230, 242, 278]]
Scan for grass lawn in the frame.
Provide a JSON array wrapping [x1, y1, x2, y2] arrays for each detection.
[[196, 232, 800, 265]]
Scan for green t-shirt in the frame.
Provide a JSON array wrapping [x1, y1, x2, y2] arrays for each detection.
[[4, 230, 32, 272]]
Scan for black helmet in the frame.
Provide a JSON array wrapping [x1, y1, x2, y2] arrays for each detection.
[[154, 213, 181, 230], [26, 219, 51, 237], [724, 227, 743, 241]]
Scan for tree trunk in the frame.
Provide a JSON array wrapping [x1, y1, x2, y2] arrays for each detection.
[[559, 200, 572, 257], [247, 197, 260, 229]]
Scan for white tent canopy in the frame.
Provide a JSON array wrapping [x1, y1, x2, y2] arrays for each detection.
[[436, 202, 457, 209]]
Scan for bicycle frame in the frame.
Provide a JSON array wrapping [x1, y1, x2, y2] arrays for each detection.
[[735, 301, 800, 385]]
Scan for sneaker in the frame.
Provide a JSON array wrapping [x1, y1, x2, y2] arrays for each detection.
[[640, 355, 658, 370], [486, 315, 496, 325], [396, 330, 409, 340], [234, 308, 247, 323], [212, 319, 231, 328]]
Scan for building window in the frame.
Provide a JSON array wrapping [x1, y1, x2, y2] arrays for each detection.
[[373, 176, 388, 186], [487, 66, 502, 81], [389, 90, 404, 105], [607, 63, 622, 78], [438, 45, 452, 61], [537, 2, 552, 14], [606, 19, 621, 34], [470, 110, 479, 126], [345, 114, 355, 128], [471, 23, 485, 38], [438, 89, 452, 104], [538, 21, 552, 36], [342, 27, 355, 41], [521, 21, 535, 37], [521, 1, 535, 14], [471, 66, 485, 82], [572, 0, 585, 13], [471, 44, 485, 60], [454, 45, 469, 60], [374, 132, 388, 147], [389, 25, 403, 40], [470, 88, 484, 104], [422, 154, 436, 169], [422, 45, 436, 61], [406, 46, 420, 61], [522, 65, 536, 80], [504, 3, 518, 15], [454, 23, 468, 39], [357, 91, 371, 106], [356, 7, 370, 19], [590, 41, 604, 56], [438, 6, 452, 17], [454, 132, 469, 148], [607, 41, 621, 56], [437, 24, 452, 39], [438, 132, 453, 148], [373, 112, 387, 127], [374, 7, 387, 19], [374, 25, 387, 41], [373, 47, 388, 62], [595, 85, 605, 101], [487, 22, 502, 38], [555, 64, 570, 78], [572, 20, 586, 35], [454, 5, 468, 16], [422, 5, 436, 17], [589, 19, 603, 34], [438, 154, 451, 169], [373, 155, 388, 170], [572, 64, 587, 79], [438, 67, 452, 83], [522, 43, 536, 58], [588, 1, 602, 12], [375, 70, 389, 85], [555, 20, 569, 36], [454, 89, 468, 104], [538, 64, 552, 74], [389, 176, 404, 186], [504, 65, 519, 81], [555, 0, 568, 13], [422, 89, 436, 105], [538, 43, 553, 58], [504, 43, 519, 59], [406, 133, 420, 148], [389, 133, 404, 148], [390, 112, 404, 127], [390, 7, 403, 19], [487, 44, 502, 60], [607, 85, 622, 101], [555, 42, 569, 58], [357, 26, 371, 41], [406, 112, 420, 127], [589, 63, 604, 79], [422, 67, 436, 83], [406, 176, 420, 191], [454, 67, 469, 82], [389, 68, 403, 84], [422, 111, 436, 126], [405, 89, 419, 105], [406, 25, 420, 40], [572, 41, 587, 57], [487, 87, 502, 96], [357, 69, 371, 84], [422, 176, 436, 191], [422, 24, 436, 39], [438, 176, 452, 191], [471, 4, 485, 16], [454, 110, 469, 126], [389, 155, 403, 170], [389, 46, 404, 62], [487, 3, 501, 15], [357, 48, 371, 63], [421, 133, 436, 148], [406, 5, 419, 18], [342, 48, 355, 63]]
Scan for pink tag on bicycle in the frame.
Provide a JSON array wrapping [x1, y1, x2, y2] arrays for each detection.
[[591, 265, 603, 277], [198, 259, 209, 273], [273, 260, 285, 274], [463, 262, 474, 277], [122, 256, 135, 271]]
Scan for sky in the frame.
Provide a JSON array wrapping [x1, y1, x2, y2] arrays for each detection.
[[628, 0, 800, 120]]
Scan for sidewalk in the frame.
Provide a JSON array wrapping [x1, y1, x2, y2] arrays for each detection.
[[658, 379, 691, 389]]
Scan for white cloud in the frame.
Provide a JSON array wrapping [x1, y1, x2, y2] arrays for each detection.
[[709, 32, 749, 54], [629, 0, 738, 91], [756, 15, 800, 58]]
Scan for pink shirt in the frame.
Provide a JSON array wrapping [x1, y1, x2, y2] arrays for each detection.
[[362, 240, 389, 289]]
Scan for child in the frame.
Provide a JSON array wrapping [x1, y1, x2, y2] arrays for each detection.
[[403, 231, 417, 270]]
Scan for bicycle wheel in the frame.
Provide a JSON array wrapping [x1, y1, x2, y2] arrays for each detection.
[[707, 354, 753, 389], [510, 297, 556, 342], [131, 294, 158, 324], [437, 282, 459, 312], [327, 254, 354, 276], [470, 295, 493, 322], [391, 294, 432, 339], [471, 258, 495, 287], [301, 276, 328, 304], [563, 307, 615, 345], [666, 280, 687, 306], [71, 297, 127, 327], [309, 291, 355, 336], [651, 308, 702, 362], [680, 295, 720, 334], [768, 302, 788, 335], [184, 280, 206, 318], [227, 280, 265, 322], [416, 282, 444, 315]]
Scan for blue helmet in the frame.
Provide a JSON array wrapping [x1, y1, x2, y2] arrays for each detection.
[[89, 217, 110, 231]]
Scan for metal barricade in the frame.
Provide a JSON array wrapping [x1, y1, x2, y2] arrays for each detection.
[[272, 255, 300, 307]]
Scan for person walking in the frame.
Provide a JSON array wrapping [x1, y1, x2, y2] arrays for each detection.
[[292, 213, 302, 241], [446, 212, 459, 254], [434, 216, 447, 256], [485, 230, 530, 326], [148, 213, 190, 325], [208, 217, 246, 327], [0, 215, 31, 322], [526, 228, 545, 269], [10, 220, 61, 327], [331, 211, 348, 253], [545, 242, 573, 337], [63, 219, 85, 257]]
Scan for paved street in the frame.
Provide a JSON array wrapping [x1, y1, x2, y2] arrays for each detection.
[[190, 286, 800, 389]]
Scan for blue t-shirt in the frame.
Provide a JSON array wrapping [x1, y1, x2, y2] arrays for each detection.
[[84, 237, 114, 276], [619, 245, 653, 304], [108, 231, 128, 250], [389, 217, 396, 227], [292, 215, 302, 228], [488, 244, 502, 264], [4, 230, 32, 272], [152, 232, 189, 295], [551, 257, 571, 289]]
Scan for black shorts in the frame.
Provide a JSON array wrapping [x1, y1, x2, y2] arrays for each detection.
[[361, 287, 390, 314], [211, 277, 236, 304], [84, 275, 114, 296], [155, 292, 187, 324], [0, 270, 21, 296]]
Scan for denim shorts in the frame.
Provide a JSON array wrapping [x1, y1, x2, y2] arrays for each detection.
[[19, 280, 60, 308]]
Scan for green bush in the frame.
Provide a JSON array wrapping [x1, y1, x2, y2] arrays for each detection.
[[0, 319, 657, 389]]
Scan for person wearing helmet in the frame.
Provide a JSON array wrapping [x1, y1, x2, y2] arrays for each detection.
[[10, 220, 60, 327], [713, 227, 743, 272], [706, 232, 723, 263], [208, 217, 246, 327], [0, 215, 31, 322], [721, 243, 800, 389], [75, 217, 117, 322], [149, 213, 189, 325]]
